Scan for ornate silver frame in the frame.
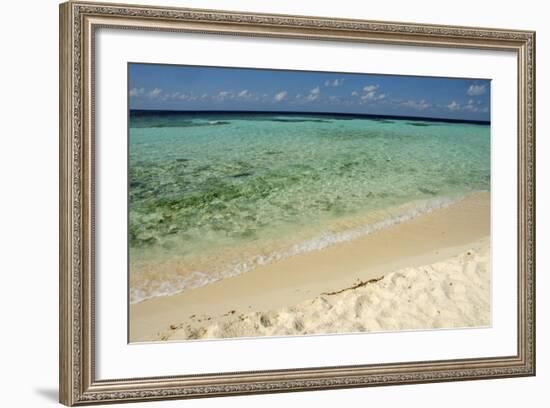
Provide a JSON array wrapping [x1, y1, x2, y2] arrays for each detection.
[[59, 1, 536, 405]]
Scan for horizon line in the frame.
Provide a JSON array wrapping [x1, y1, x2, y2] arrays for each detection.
[[129, 109, 490, 125]]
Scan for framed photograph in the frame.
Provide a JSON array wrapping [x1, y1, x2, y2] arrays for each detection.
[[59, 1, 536, 405]]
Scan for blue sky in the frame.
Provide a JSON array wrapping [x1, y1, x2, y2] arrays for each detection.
[[129, 63, 491, 121]]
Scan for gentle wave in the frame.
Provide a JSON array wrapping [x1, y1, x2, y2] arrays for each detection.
[[130, 194, 466, 304]]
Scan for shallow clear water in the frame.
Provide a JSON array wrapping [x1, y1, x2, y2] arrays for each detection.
[[129, 112, 490, 302]]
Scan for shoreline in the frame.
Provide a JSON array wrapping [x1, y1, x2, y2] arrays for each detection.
[[130, 194, 476, 304], [130, 191, 490, 342]]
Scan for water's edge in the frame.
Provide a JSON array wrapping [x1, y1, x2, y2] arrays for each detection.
[[129, 193, 478, 304]]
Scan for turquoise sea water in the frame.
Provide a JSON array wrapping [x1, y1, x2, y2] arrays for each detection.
[[129, 111, 490, 303]]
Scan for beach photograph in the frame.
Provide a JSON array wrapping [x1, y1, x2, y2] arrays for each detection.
[[128, 63, 491, 343]]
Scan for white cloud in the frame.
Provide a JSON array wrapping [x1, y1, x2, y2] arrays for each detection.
[[131, 88, 205, 102], [273, 90, 288, 102], [172, 92, 190, 101], [446, 101, 461, 111], [463, 99, 476, 111], [147, 88, 163, 99], [159, 91, 202, 101], [467, 84, 486, 96], [463, 99, 488, 113], [234, 89, 259, 101], [361, 91, 377, 101], [213, 91, 234, 101], [443, 99, 488, 113], [305, 86, 321, 101], [363, 84, 379, 92], [352, 84, 385, 103], [129, 87, 145, 97], [401, 99, 432, 110], [237, 89, 252, 98], [360, 88, 386, 103], [324, 78, 344, 87]]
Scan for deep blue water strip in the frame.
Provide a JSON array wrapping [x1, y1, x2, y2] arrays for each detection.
[[129, 109, 490, 125]]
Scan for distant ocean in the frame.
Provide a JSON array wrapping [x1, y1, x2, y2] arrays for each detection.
[[128, 110, 491, 303]]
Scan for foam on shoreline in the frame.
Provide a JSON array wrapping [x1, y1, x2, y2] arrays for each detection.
[[130, 193, 471, 303]]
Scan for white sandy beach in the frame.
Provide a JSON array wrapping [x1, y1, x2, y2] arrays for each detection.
[[130, 192, 490, 342], [157, 239, 490, 340]]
